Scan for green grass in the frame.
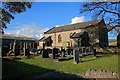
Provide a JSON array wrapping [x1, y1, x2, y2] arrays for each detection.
[[2, 53, 119, 79]]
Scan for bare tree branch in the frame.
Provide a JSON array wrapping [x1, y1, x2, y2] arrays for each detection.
[[80, 2, 120, 30]]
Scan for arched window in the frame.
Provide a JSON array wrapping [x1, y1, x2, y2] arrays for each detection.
[[70, 32, 76, 38], [70, 33, 73, 36], [58, 34, 62, 43]]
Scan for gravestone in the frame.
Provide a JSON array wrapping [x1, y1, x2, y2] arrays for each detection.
[[90, 47, 94, 54], [73, 48, 79, 64], [66, 48, 73, 55], [42, 49, 49, 58], [23, 43, 26, 56], [79, 48, 83, 58], [23, 43, 30, 56], [60, 48, 66, 57], [25, 49, 30, 56], [52, 48, 59, 59], [93, 49, 97, 57], [79, 53, 83, 58]]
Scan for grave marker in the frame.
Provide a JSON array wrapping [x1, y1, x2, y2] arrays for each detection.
[[42, 49, 49, 58], [73, 48, 79, 64]]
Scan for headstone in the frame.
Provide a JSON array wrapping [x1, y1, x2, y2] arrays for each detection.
[[61, 51, 64, 57], [66, 48, 73, 55], [25, 49, 30, 56], [23, 43, 26, 56], [20, 42, 23, 55], [79, 48, 83, 58], [52, 48, 59, 59], [73, 48, 79, 64], [23, 43, 30, 56], [93, 49, 97, 57], [26, 43, 28, 49], [79, 53, 83, 58], [60, 48, 66, 57], [86, 47, 90, 55], [90, 47, 94, 54], [42, 49, 49, 58]]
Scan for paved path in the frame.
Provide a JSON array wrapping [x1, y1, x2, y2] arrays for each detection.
[[34, 71, 85, 79]]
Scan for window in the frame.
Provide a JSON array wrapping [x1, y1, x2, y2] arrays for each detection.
[[70, 32, 76, 38], [46, 36, 53, 46], [58, 34, 62, 43], [70, 33, 73, 36]]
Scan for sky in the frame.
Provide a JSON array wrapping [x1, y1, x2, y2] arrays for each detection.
[[4, 2, 117, 39]]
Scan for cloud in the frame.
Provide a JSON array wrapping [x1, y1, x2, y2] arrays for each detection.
[[55, 16, 85, 27], [55, 24, 65, 27], [71, 16, 85, 24], [55, 25, 61, 27], [5, 23, 49, 39]]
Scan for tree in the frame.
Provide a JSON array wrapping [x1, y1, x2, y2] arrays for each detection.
[[0, 2, 32, 33], [80, 2, 120, 33], [87, 27, 100, 47]]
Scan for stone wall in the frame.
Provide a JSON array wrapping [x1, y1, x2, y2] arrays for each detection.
[[96, 47, 120, 53], [85, 69, 119, 79], [43, 29, 83, 48]]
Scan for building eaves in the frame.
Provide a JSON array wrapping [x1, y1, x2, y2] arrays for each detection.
[[44, 19, 103, 34]]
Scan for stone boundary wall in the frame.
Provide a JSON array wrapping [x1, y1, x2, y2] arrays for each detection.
[[96, 48, 120, 53], [85, 69, 119, 79]]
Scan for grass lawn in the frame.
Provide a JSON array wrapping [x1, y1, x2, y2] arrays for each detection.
[[2, 53, 119, 79]]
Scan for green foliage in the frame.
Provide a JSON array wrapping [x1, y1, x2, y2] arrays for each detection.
[[87, 27, 99, 46], [1, 2, 32, 29], [2, 53, 119, 78]]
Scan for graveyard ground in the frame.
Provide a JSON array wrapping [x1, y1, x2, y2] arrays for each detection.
[[2, 53, 119, 79]]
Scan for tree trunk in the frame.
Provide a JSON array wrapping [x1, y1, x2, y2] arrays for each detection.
[[117, 33, 120, 48]]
